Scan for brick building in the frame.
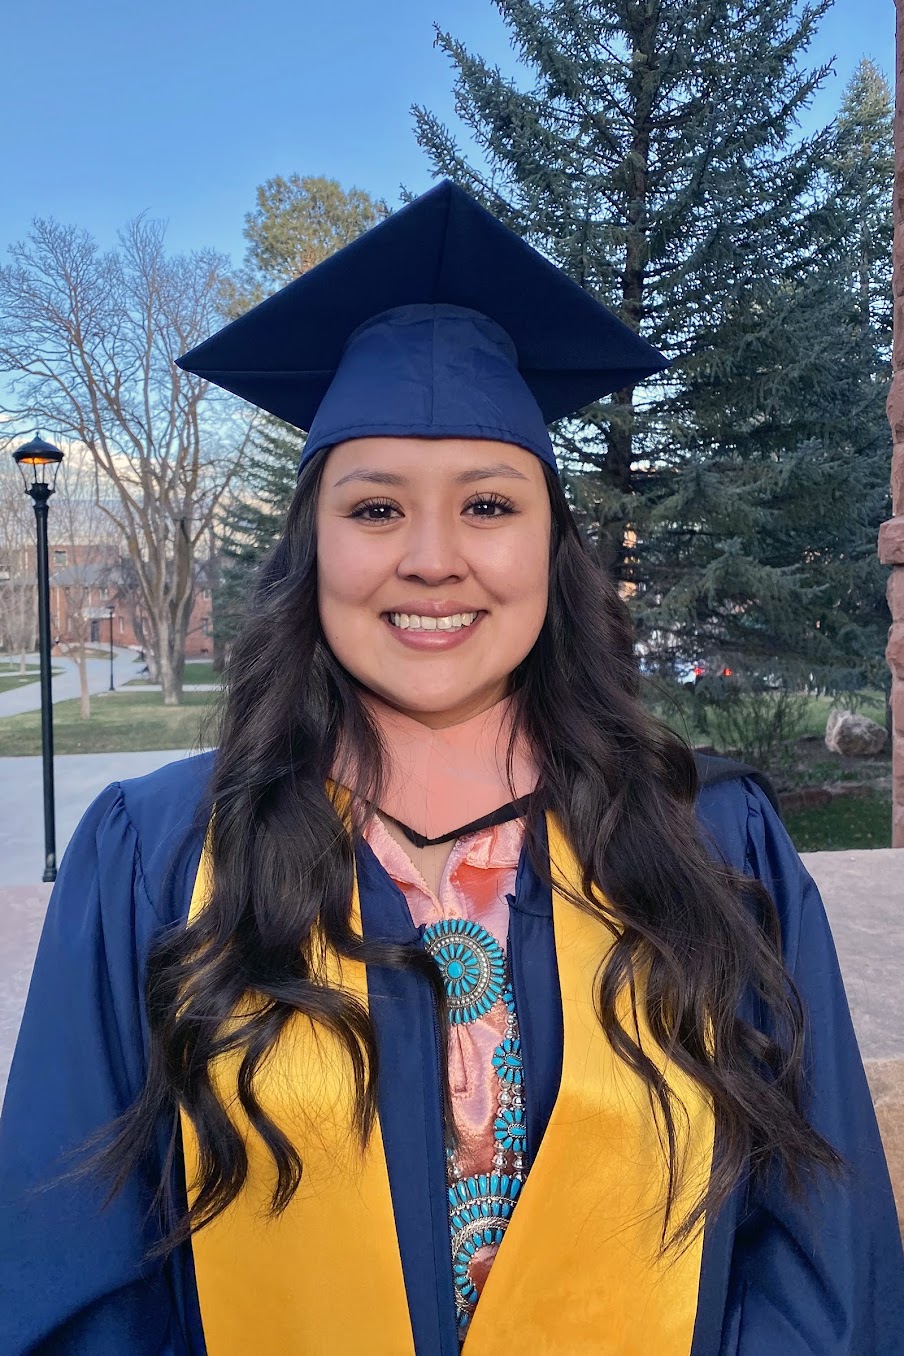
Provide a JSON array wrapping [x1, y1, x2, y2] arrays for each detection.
[[46, 543, 214, 659]]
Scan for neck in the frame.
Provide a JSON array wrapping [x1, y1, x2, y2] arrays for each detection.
[[334, 687, 539, 841], [371, 681, 511, 731]]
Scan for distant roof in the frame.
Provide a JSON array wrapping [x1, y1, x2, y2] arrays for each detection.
[[49, 563, 116, 588]]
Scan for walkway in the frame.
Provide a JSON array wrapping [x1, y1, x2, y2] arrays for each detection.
[[0, 648, 139, 718], [0, 749, 196, 887]]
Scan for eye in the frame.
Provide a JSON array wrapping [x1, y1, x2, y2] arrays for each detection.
[[348, 497, 401, 522], [464, 492, 516, 518]]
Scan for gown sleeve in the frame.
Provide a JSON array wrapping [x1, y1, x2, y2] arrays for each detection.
[[0, 784, 194, 1355], [723, 781, 904, 1354]]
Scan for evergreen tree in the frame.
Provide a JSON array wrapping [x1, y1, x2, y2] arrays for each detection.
[[641, 58, 893, 693], [214, 419, 303, 649], [215, 178, 389, 652], [413, 3, 891, 691]]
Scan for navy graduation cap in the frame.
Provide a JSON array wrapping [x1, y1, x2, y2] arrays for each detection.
[[177, 180, 668, 475]]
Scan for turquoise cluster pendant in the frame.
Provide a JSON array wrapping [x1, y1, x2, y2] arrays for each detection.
[[421, 918, 506, 1024], [422, 916, 526, 1342], [449, 1174, 523, 1317]]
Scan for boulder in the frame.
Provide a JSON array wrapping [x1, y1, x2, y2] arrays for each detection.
[[825, 708, 888, 758]]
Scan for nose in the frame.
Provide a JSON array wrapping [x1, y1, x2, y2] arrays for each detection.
[[396, 510, 468, 585]]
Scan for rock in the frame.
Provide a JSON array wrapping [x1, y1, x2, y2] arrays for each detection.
[[825, 709, 888, 758]]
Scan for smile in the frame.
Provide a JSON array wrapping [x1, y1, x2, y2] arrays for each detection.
[[386, 611, 480, 631]]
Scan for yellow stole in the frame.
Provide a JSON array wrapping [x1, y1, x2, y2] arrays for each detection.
[[180, 814, 714, 1355]]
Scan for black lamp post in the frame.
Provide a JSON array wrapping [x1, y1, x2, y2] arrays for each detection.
[[108, 604, 115, 691], [12, 432, 64, 883]]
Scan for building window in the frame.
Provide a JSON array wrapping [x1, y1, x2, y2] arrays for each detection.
[[0, 562, 9, 581], [119, 616, 125, 634], [202, 588, 211, 600], [202, 615, 212, 636], [53, 549, 67, 567]]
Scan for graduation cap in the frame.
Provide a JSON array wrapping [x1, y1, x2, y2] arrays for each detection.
[[177, 180, 668, 475]]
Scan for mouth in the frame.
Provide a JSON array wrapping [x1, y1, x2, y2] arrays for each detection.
[[381, 609, 487, 649], [384, 610, 482, 632]]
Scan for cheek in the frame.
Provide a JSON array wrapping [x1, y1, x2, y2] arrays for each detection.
[[483, 519, 549, 599], [477, 526, 549, 639], [317, 531, 386, 612]]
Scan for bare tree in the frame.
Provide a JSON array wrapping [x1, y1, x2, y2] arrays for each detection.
[[48, 455, 123, 719], [0, 217, 250, 704], [0, 456, 36, 673]]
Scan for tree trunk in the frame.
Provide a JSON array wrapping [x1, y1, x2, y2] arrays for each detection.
[[79, 652, 91, 720], [154, 610, 187, 706], [158, 649, 182, 706], [18, 649, 26, 675]]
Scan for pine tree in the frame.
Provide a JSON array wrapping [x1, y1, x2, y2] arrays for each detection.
[[214, 419, 303, 650], [640, 58, 893, 693], [413, 3, 891, 691]]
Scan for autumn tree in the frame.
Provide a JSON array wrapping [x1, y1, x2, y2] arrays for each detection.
[[221, 174, 391, 314], [0, 217, 249, 704]]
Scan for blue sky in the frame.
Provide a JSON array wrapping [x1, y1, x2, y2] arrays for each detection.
[[2, 0, 894, 269]]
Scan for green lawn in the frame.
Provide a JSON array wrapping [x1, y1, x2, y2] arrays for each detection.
[[125, 660, 220, 688], [0, 668, 62, 694], [784, 792, 892, 852], [795, 691, 887, 738], [0, 690, 220, 755]]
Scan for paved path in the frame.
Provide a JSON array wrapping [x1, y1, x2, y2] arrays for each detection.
[[0, 648, 139, 718], [0, 749, 197, 886], [124, 683, 219, 693]]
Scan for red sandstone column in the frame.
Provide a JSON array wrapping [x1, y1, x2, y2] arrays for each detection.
[[881, 0, 904, 847]]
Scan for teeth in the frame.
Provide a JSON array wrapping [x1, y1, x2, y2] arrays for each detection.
[[388, 611, 479, 631]]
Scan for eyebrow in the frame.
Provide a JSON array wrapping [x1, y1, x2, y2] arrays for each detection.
[[331, 462, 531, 489]]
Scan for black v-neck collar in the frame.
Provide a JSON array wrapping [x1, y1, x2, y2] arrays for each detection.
[[376, 793, 536, 848]]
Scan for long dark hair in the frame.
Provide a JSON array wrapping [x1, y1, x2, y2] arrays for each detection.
[[103, 450, 840, 1250]]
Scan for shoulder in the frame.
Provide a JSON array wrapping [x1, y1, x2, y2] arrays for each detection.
[[116, 749, 216, 843], [693, 752, 781, 871], [72, 751, 215, 930], [693, 753, 815, 968]]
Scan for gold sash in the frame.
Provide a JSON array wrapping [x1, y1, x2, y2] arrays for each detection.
[[180, 814, 714, 1354]]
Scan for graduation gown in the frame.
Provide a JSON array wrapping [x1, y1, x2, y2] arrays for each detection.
[[1, 751, 902, 1354]]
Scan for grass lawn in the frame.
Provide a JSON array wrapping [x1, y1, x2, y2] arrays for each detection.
[[0, 668, 62, 694], [795, 691, 887, 738], [0, 690, 219, 756], [784, 792, 892, 852], [124, 660, 220, 688]]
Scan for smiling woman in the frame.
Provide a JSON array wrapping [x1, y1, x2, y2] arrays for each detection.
[[1, 181, 902, 1356], [317, 437, 550, 727]]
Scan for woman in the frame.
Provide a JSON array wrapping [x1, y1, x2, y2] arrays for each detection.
[[1, 182, 902, 1355]]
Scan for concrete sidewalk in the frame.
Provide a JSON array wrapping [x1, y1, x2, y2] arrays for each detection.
[[0, 749, 197, 886], [0, 648, 139, 718]]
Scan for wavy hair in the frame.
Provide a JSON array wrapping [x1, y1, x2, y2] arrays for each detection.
[[101, 450, 840, 1250]]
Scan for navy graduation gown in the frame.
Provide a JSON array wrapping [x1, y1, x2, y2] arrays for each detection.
[[1, 751, 902, 1354]]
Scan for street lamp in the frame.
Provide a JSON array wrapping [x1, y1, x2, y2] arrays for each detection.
[[12, 432, 64, 883], [108, 603, 115, 691]]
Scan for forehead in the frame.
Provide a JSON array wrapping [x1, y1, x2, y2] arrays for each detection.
[[322, 436, 544, 488]]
